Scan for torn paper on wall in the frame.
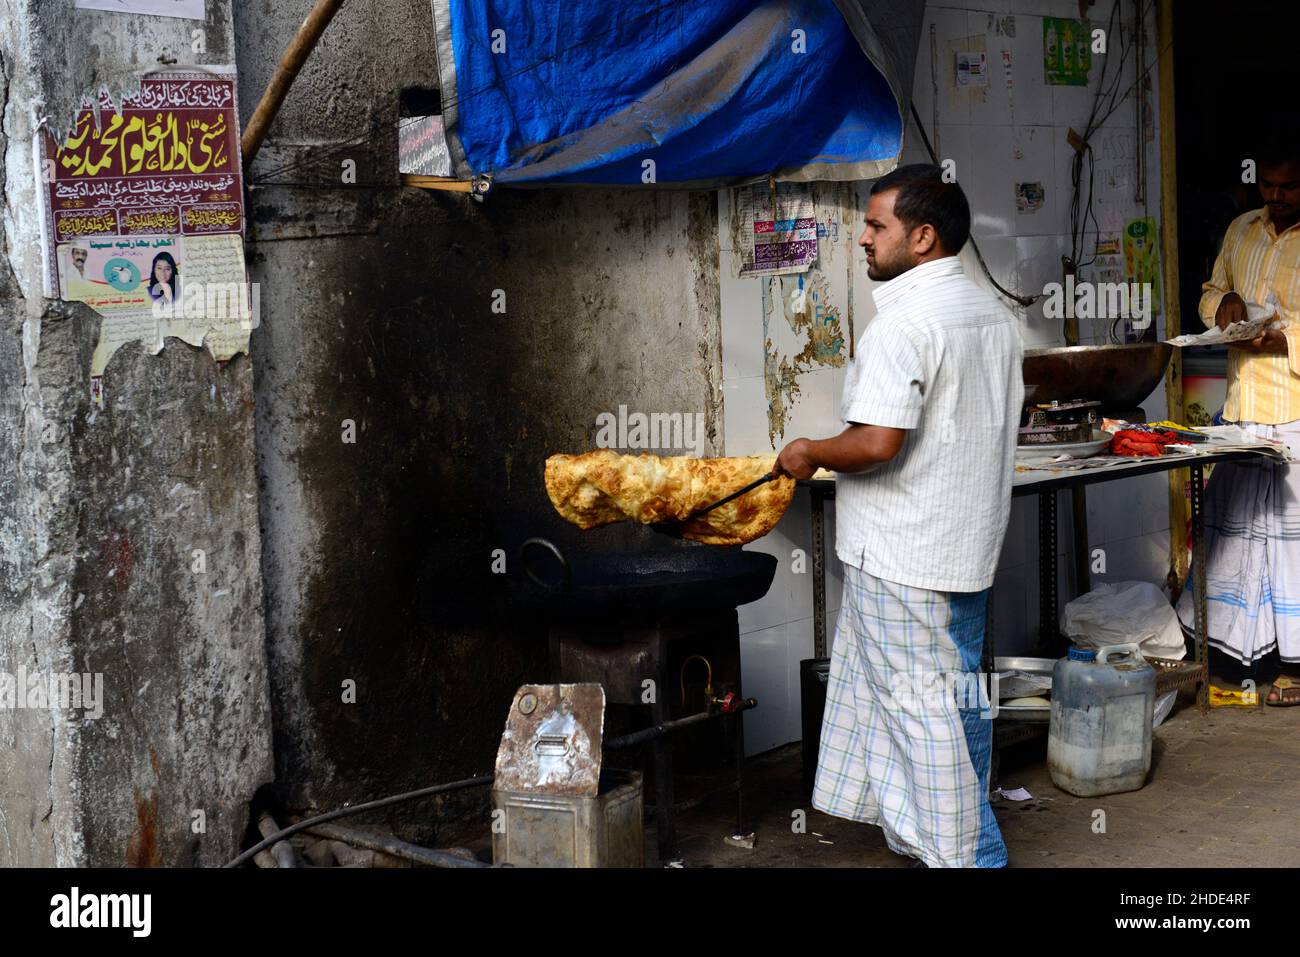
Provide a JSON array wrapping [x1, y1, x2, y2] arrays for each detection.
[[762, 272, 846, 447], [733, 182, 818, 278], [35, 68, 251, 407], [1015, 182, 1045, 214], [73, 0, 206, 20], [398, 116, 453, 176]]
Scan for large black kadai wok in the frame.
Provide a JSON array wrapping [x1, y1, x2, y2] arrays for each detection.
[[520, 537, 777, 631]]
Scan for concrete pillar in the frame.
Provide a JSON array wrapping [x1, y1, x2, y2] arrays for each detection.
[[0, 0, 271, 866]]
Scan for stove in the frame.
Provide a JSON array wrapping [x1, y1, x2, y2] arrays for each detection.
[[520, 538, 775, 862], [1018, 398, 1101, 446]]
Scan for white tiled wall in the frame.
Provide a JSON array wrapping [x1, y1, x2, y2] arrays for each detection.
[[734, 499, 844, 756], [722, 0, 1171, 755]]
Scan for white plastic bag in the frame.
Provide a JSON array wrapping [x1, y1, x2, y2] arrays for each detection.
[[1152, 690, 1177, 729], [1060, 581, 1186, 661]]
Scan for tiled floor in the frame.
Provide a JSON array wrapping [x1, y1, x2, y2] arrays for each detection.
[[666, 684, 1300, 868]]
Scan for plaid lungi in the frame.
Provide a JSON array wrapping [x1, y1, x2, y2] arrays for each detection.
[[1176, 419, 1300, 664], [812, 564, 1007, 868]]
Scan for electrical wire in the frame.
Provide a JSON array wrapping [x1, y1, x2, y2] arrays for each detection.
[[224, 773, 494, 868], [1070, 0, 1128, 268], [225, 692, 753, 867], [1069, 0, 1161, 270]]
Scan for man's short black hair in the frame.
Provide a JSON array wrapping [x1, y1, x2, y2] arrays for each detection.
[[870, 163, 971, 254]]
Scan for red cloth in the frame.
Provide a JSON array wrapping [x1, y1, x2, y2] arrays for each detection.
[[1111, 428, 1178, 457]]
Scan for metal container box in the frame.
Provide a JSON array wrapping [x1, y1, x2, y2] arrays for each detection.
[[491, 684, 643, 867], [492, 769, 644, 868]]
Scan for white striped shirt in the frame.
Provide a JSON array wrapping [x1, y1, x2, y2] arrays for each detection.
[[835, 256, 1024, 593]]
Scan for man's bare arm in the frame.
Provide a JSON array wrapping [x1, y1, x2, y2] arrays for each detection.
[[773, 424, 907, 480]]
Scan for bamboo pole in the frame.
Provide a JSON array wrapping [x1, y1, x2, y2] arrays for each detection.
[[401, 174, 474, 193], [241, 0, 349, 169], [1157, 0, 1188, 594]]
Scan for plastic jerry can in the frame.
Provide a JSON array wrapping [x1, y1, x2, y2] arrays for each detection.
[[1048, 643, 1156, 797]]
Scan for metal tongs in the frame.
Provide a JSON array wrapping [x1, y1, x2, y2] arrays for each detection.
[[652, 472, 778, 537]]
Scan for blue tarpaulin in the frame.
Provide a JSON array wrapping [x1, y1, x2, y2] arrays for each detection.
[[430, 0, 924, 187]]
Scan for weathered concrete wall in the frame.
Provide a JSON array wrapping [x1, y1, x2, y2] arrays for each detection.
[[238, 0, 723, 840], [0, 0, 271, 866], [1, 0, 724, 863]]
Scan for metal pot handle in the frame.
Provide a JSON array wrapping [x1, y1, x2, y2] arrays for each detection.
[[520, 537, 571, 593]]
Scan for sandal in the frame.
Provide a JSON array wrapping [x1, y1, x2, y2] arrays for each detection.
[[1265, 675, 1300, 707]]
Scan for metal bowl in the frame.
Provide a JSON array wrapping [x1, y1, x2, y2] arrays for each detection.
[[1023, 343, 1172, 413], [1015, 429, 1112, 462], [994, 656, 1057, 722]]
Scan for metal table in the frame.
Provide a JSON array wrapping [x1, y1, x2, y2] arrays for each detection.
[[800, 449, 1273, 721]]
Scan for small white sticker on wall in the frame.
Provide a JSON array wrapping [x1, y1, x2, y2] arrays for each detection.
[[955, 52, 988, 88], [1016, 182, 1045, 214]]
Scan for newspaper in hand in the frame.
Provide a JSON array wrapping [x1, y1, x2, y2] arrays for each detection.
[[1164, 294, 1281, 347]]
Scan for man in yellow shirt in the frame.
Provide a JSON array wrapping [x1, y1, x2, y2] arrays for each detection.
[[1177, 140, 1300, 704]]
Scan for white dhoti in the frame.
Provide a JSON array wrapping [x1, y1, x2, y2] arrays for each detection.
[[1177, 419, 1300, 663]]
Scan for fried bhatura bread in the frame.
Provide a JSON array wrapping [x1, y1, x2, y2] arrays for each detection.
[[543, 450, 795, 546]]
